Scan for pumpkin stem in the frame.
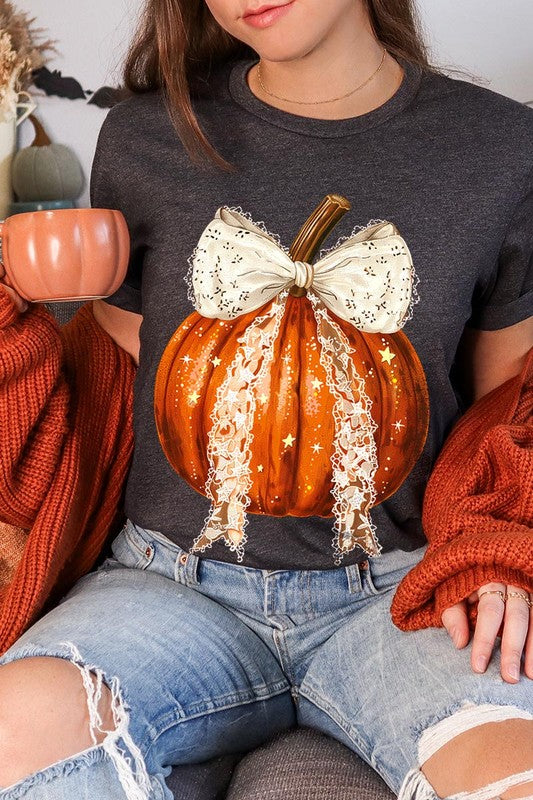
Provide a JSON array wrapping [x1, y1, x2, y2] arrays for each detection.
[[288, 194, 351, 297], [28, 114, 52, 147]]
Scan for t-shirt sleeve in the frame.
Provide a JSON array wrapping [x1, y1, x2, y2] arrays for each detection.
[[89, 107, 144, 315], [466, 164, 533, 331]]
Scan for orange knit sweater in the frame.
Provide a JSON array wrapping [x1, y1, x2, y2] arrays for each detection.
[[391, 343, 533, 632], [0, 288, 135, 654], [0, 284, 531, 655]]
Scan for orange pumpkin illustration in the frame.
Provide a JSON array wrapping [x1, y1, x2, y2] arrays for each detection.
[[155, 194, 429, 563]]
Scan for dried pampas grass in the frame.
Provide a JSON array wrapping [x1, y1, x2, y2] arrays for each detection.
[[0, 30, 28, 119], [0, 1, 57, 120]]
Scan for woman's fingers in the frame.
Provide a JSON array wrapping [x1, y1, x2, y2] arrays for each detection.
[[0, 282, 28, 312], [443, 583, 531, 682], [500, 585, 531, 682], [471, 582, 510, 680], [523, 602, 533, 680], [441, 599, 470, 648], [0, 265, 28, 312]]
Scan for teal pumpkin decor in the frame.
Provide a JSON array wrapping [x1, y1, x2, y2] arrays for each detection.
[[12, 114, 84, 202]]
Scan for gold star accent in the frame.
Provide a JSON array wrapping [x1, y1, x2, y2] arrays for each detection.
[[282, 433, 296, 447], [378, 346, 396, 365], [311, 377, 323, 390], [393, 420, 405, 431], [258, 393, 268, 404], [211, 356, 222, 367], [257, 464, 264, 472], [312, 442, 323, 453], [181, 354, 193, 364], [188, 390, 201, 403]]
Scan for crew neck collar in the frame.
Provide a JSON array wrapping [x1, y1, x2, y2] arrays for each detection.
[[227, 54, 423, 138]]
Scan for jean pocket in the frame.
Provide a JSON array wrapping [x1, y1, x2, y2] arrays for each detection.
[[363, 547, 425, 596], [363, 567, 398, 596], [110, 521, 156, 570]]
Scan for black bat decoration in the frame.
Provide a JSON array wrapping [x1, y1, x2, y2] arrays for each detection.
[[31, 67, 130, 108], [32, 66, 86, 100]]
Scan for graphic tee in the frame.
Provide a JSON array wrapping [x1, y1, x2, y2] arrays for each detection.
[[90, 53, 533, 569]]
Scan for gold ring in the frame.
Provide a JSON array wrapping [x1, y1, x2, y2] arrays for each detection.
[[478, 589, 506, 603], [506, 591, 533, 608]]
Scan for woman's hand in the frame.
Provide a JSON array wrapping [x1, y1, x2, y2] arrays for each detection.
[[0, 262, 28, 313], [442, 583, 533, 682]]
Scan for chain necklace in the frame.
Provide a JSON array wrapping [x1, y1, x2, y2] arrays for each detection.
[[256, 47, 387, 105]]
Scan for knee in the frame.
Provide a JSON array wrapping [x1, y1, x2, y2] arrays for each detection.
[[421, 718, 533, 799], [398, 701, 533, 800], [0, 655, 116, 787]]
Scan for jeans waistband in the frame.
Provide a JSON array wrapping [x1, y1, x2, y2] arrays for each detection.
[[126, 520, 428, 603]]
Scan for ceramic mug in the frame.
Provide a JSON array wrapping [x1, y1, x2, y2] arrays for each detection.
[[0, 207, 130, 302]]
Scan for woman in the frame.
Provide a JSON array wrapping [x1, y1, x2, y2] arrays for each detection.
[[0, 1, 532, 798]]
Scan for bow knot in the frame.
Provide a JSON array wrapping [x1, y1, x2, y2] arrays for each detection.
[[292, 260, 314, 289]]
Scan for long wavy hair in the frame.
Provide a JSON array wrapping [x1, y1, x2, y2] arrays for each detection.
[[120, 0, 474, 171]]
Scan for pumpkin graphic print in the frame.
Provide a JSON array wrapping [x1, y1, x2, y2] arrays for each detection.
[[154, 194, 430, 564]]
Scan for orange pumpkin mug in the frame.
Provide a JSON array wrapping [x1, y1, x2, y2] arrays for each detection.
[[0, 208, 130, 303]]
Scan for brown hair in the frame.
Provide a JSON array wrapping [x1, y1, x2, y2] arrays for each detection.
[[121, 0, 477, 172]]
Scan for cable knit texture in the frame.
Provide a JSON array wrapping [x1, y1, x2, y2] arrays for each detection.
[[0, 280, 531, 653], [0, 287, 135, 654], [391, 345, 533, 632]]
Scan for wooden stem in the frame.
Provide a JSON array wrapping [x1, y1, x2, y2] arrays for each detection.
[[287, 194, 351, 297], [28, 114, 51, 147]]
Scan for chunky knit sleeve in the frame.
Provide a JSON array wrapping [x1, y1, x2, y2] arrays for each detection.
[[390, 346, 533, 632], [0, 287, 70, 528]]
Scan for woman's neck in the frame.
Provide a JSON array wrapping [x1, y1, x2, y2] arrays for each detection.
[[245, 5, 404, 121]]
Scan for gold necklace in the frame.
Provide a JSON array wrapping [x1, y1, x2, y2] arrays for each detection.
[[256, 47, 387, 105]]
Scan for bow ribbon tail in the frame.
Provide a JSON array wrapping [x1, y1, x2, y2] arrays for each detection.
[[307, 292, 383, 564], [191, 289, 290, 562]]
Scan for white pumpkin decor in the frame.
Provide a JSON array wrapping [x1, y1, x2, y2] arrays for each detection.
[[12, 114, 84, 202]]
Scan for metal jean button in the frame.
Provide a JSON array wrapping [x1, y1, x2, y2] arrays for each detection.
[[179, 553, 188, 565]]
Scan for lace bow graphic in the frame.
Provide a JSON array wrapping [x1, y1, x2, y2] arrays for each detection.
[[185, 206, 418, 563], [192, 207, 414, 331]]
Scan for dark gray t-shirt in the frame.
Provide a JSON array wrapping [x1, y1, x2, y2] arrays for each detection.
[[90, 53, 533, 569]]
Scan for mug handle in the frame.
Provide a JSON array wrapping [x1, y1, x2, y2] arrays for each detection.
[[16, 92, 37, 127]]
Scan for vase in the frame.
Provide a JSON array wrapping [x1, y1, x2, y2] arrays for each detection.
[[0, 91, 36, 221]]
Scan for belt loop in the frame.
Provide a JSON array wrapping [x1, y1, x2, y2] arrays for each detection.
[[175, 548, 200, 586], [345, 563, 363, 594]]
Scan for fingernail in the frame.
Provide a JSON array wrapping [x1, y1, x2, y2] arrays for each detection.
[[508, 664, 519, 680], [475, 656, 487, 672]]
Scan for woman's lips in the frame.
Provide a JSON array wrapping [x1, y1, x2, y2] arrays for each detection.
[[243, 1, 295, 28]]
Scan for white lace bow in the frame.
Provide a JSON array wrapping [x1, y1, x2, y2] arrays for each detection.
[[185, 206, 418, 563]]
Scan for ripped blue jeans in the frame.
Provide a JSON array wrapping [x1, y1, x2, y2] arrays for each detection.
[[0, 518, 532, 799]]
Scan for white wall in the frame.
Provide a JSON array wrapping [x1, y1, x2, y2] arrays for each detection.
[[417, 1, 533, 102], [17, 0, 141, 90], [15, 0, 533, 208]]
